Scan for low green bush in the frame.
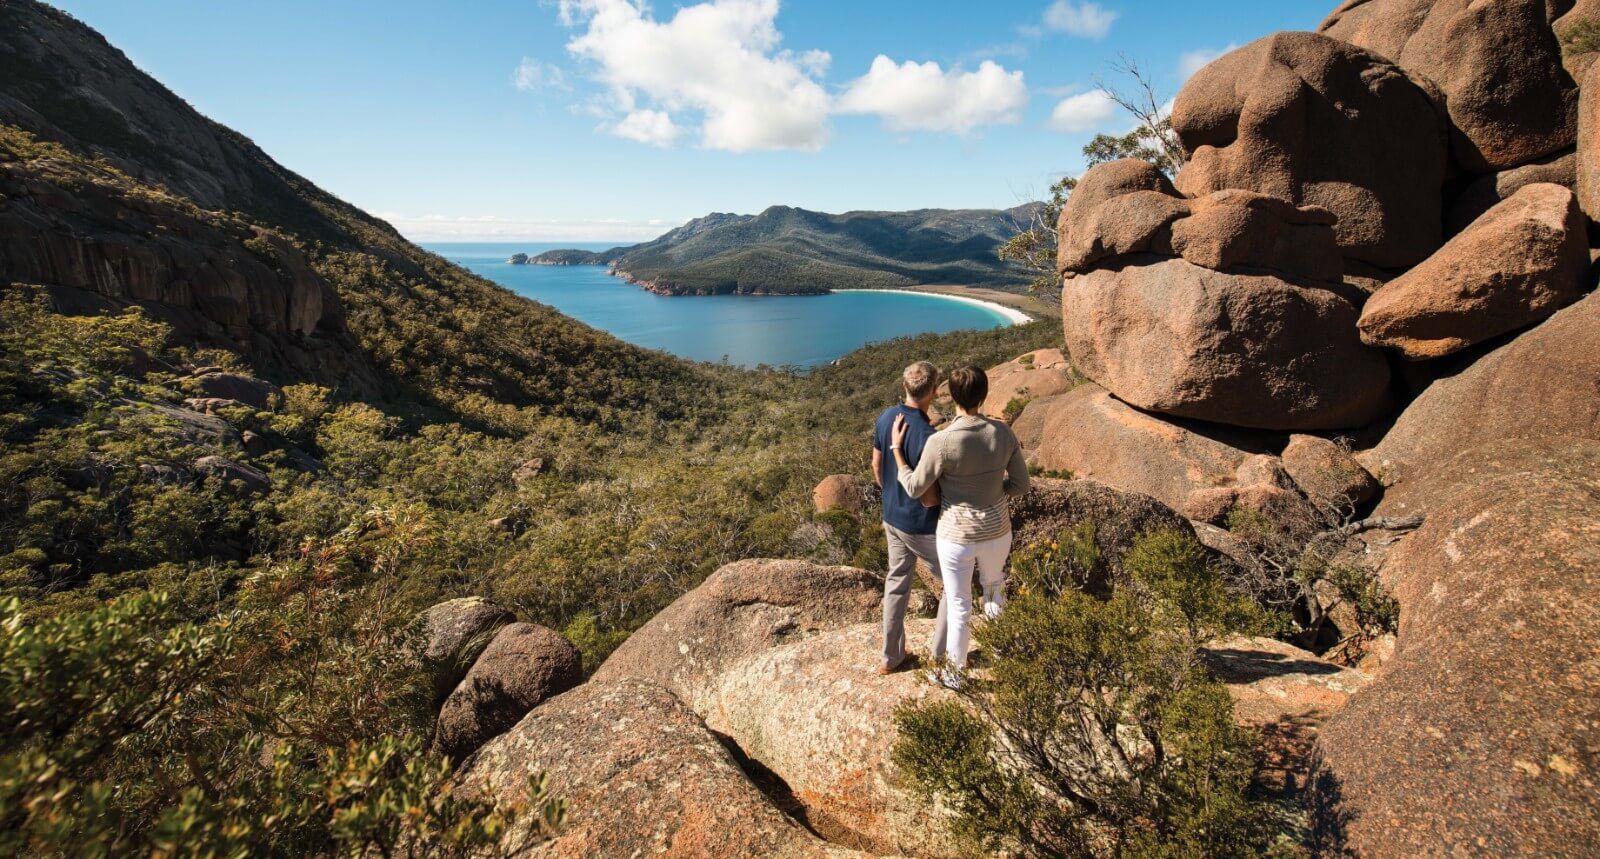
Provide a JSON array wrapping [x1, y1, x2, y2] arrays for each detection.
[[894, 530, 1284, 858]]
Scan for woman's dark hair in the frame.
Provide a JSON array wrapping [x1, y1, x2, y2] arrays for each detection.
[[948, 365, 988, 412]]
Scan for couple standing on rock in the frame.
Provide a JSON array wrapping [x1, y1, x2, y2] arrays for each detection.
[[872, 361, 1030, 685]]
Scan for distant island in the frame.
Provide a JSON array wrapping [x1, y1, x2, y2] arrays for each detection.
[[509, 204, 1040, 296]]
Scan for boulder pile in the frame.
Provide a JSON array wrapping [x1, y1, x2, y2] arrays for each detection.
[[445, 3, 1598, 855], [411, 598, 581, 762], [1013, 1, 1600, 853]]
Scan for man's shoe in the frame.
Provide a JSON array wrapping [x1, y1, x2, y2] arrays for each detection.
[[877, 654, 919, 675]]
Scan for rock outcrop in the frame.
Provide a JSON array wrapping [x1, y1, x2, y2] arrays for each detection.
[[455, 679, 860, 858], [191, 456, 270, 496], [1580, 62, 1600, 224], [1012, 384, 1280, 512], [693, 620, 958, 855], [978, 348, 1077, 419], [1313, 457, 1600, 855], [1358, 183, 1589, 359], [1064, 256, 1389, 430], [0, 153, 372, 388], [1362, 288, 1600, 491], [1319, 0, 1579, 171], [433, 622, 582, 760], [1172, 32, 1449, 268], [594, 561, 952, 854], [593, 559, 882, 694], [414, 597, 515, 702]]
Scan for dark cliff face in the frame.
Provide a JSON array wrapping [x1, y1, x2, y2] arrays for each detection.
[[0, 1, 353, 239], [0, 142, 376, 387], [0, 0, 707, 419], [0, 1, 389, 388]]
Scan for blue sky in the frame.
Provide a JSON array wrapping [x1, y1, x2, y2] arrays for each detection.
[[47, 0, 1330, 242]]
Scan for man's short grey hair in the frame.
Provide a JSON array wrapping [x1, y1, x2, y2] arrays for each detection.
[[902, 361, 939, 399]]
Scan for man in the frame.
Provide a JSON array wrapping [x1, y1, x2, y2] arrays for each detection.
[[872, 361, 946, 674]]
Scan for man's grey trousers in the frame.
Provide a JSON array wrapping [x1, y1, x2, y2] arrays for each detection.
[[883, 523, 948, 668]]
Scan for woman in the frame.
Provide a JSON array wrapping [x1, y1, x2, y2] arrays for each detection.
[[890, 365, 1029, 681]]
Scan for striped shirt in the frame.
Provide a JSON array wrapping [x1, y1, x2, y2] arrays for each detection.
[[897, 415, 1030, 544]]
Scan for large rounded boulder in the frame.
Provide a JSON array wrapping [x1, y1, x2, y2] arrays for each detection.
[[1063, 255, 1390, 430], [1059, 171, 1345, 286], [592, 559, 882, 694], [1358, 183, 1590, 359], [1363, 287, 1600, 491], [1172, 32, 1449, 268], [1446, 150, 1577, 233], [1320, 0, 1579, 171], [454, 679, 859, 858], [1011, 383, 1281, 512], [1313, 455, 1600, 855], [1579, 61, 1600, 224], [1280, 434, 1378, 512], [978, 348, 1078, 420], [1557, 0, 1600, 79], [812, 474, 866, 515], [187, 371, 281, 411], [433, 622, 582, 760], [594, 560, 955, 855], [694, 621, 959, 856], [413, 596, 515, 702]]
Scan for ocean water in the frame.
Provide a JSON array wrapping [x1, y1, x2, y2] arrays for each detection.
[[427, 242, 1014, 368]]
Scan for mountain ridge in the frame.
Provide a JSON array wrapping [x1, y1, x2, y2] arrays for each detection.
[[524, 202, 1041, 295], [0, 0, 714, 429]]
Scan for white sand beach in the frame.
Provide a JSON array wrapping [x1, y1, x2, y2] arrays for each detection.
[[831, 288, 1033, 325]]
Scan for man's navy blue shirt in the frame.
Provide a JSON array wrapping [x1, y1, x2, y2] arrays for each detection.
[[874, 404, 939, 535]]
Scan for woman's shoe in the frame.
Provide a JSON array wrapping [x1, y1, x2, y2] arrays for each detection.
[[936, 667, 965, 690]]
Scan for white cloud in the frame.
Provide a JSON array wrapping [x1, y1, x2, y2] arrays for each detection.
[[1048, 90, 1118, 133], [558, 0, 831, 152], [1177, 44, 1238, 80], [836, 57, 1026, 134], [512, 57, 568, 92], [609, 109, 682, 146], [1041, 1, 1116, 39]]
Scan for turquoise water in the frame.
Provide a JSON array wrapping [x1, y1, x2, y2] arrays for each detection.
[[427, 242, 1013, 368]]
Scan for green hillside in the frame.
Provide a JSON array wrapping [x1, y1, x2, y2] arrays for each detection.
[[529, 204, 1041, 295]]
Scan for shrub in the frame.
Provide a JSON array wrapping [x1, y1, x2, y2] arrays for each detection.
[[1003, 394, 1033, 422], [0, 511, 562, 857], [1009, 520, 1103, 597], [893, 530, 1280, 858], [1561, 20, 1600, 56], [1322, 564, 1399, 635]]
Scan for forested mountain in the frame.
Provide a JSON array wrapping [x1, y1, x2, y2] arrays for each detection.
[[527, 203, 1040, 294], [0, 0, 713, 430]]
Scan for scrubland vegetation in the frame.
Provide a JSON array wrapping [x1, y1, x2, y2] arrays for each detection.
[[0, 284, 1054, 854]]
